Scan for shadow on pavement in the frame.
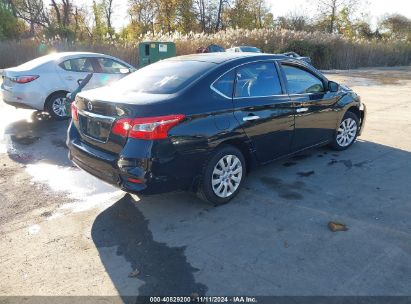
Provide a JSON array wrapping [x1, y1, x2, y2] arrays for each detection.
[[91, 194, 208, 299], [91, 140, 411, 296], [4, 111, 71, 166]]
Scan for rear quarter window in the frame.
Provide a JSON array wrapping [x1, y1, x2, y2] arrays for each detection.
[[212, 70, 235, 98]]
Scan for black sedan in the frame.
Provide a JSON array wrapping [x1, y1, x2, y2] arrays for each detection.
[[67, 53, 366, 205]]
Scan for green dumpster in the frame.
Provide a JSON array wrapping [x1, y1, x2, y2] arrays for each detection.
[[138, 42, 176, 68]]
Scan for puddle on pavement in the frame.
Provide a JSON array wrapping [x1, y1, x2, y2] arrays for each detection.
[[260, 176, 305, 200], [0, 108, 32, 154], [325, 68, 411, 87], [10, 134, 40, 145], [25, 163, 124, 214], [51, 139, 67, 148]]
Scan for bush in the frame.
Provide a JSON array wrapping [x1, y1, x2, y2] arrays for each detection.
[[1, 28, 410, 69]]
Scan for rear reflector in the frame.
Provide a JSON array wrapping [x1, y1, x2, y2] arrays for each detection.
[[10, 75, 39, 84], [112, 114, 185, 140], [127, 177, 143, 184], [71, 103, 79, 121]]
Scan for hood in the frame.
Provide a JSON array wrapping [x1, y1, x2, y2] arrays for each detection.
[[340, 84, 352, 92]]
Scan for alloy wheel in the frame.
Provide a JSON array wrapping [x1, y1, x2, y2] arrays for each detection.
[[336, 117, 358, 147], [211, 154, 243, 198], [52, 97, 68, 117]]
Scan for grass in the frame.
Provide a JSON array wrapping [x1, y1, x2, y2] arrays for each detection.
[[1, 28, 410, 69]]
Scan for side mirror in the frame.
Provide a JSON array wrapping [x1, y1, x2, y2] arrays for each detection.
[[328, 81, 339, 92]]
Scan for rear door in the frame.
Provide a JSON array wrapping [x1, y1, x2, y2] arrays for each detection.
[[279, 62, 339, 151], [57, 57, 97, 91], [232, 61, 294, 163]]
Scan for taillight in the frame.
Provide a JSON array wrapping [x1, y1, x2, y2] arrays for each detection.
[[127, 177, 143, 184], [10, 75, 39, 84], [112, 114, 185, 140], [112, 118, 132, 137], [71, 103, 79, 121]]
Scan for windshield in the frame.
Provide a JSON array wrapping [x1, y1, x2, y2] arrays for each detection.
[[111, 60, 215, 94]]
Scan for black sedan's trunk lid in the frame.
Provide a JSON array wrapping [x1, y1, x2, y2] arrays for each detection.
[[73, 87, 175, 154]]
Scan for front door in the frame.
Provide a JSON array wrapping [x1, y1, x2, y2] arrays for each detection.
[[232, 61, 295, 163], [280, 63, 339, 151], [93, 57, 132, 86]]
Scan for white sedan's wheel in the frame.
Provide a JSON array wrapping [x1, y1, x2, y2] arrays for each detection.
[[52, 97, 68, 117], [336, 117, 358, 147], [211, 154, 243, 198], [46, 92, 70, 120]]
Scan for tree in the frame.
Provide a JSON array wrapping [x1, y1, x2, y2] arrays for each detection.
[[155, 0, 178, 33], [353, 20, 374, 39], [12, 0, 50, 35], [380, 14, 411, 40], [277, 13, 309, 31], [50, 0, 72, 28], [315, 0, 359, 33], [92, 0, 105, 41], [194, 0, 220, 33], [102, 0, 114, 39], [0, 0, 25, 39], [176, 0, 197, 33], [227, 0, 256, 29], [128, 0, 156, 35]]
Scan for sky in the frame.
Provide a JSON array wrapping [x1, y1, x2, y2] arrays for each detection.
[[74, 0, 411, 30]]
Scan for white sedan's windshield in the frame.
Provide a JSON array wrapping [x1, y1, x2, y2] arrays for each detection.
[[111, 60, 215, 94]]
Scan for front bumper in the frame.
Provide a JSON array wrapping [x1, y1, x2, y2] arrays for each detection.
[[358, 103, 367, 136]]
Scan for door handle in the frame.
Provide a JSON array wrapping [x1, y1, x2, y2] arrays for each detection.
[[296, 107, 309, 113], [65, 76, 74, 81], [243, 115, 260, 122]]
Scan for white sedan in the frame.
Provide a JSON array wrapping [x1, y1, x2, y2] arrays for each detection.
[[1, 52, 135, 119]]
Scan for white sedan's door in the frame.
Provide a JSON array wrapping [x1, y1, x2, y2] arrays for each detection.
[[57, 57, 98, 91]]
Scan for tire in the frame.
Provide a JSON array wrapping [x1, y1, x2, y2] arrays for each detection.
[[197, 145, 246, 206], [45, 92, 69, 120], [330, 111, 360, 151]]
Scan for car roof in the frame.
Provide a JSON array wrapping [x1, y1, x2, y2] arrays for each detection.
[[9, 51, 133, 71], [167, 52, 288, 64]]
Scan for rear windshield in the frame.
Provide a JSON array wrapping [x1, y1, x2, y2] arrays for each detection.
[[111, 60, 215, 94], [15, 53, 61, 69]]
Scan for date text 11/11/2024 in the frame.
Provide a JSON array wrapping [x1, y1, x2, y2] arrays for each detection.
[[149, 296, 258, 303]]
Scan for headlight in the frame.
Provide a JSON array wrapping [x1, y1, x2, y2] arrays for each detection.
[[359, 103, 364, 111]]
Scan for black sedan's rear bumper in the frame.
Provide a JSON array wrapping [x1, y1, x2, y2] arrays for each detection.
[[66, 123, 199, 195]]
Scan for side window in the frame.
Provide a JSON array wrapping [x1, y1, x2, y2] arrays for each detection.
[[59, 58, 94, 72], [96, 58, 130, 74], [212, 70, 235, 98], [234, 62, 282, 98], [282, 65, 324, 94]]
